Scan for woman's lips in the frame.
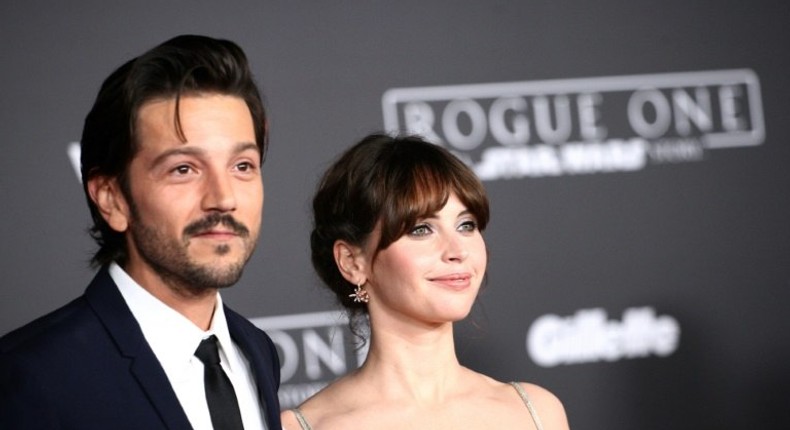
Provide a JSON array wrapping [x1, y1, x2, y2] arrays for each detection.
[[429, 273, 472, 289]]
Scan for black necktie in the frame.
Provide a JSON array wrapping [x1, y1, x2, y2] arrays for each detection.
[[194, 335, 245, 430]]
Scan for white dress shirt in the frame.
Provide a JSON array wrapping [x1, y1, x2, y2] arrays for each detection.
[[111, 263, 266, 430]]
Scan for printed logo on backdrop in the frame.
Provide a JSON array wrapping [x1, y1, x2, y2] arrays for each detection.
[[382, 69, 765, 180], [526, 306, 680, 367], [67, 142, 81, 181], [251, 311, 367, 409]]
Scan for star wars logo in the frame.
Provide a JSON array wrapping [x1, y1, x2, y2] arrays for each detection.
[[382, 69, 765, 180], [251, 311, 367, 409]]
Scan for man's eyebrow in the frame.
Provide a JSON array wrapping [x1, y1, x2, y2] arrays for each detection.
[[150, 141, 260, 168], [233, 141, 260, 155], [150, 146, 204, 168]]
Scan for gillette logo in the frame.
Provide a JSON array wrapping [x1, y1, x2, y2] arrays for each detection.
[[526, 307, 680, 367]]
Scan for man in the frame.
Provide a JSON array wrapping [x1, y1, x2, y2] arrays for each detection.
[[0, 35, 281, 430]]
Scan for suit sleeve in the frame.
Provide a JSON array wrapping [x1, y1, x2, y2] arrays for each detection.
[[0, 354, 62, 430]]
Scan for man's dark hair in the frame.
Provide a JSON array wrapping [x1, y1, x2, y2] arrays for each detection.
[[80, 34, 268, 268]]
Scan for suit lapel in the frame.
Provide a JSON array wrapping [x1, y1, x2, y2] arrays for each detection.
[[226, 307, 282, 430], [84, 268, 193, 430]]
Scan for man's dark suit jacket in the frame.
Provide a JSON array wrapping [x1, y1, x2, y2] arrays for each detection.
[[0, 267, 282, 430]]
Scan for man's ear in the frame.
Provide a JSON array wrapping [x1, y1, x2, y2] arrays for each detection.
[[333, 240, 367, 285], [86, 175, 131, 233]]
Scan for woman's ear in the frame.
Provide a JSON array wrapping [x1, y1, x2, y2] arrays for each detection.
[[333, 240, 367, 284], [87, 175, 131, 233]]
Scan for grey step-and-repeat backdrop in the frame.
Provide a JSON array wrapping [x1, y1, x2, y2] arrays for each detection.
[[2, 1, 789, 428]]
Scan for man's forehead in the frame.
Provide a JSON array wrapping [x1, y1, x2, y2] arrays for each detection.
[[134, 94, 254, 146]]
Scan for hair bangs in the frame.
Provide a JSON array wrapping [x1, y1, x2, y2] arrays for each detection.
[[376, 149, 489, 251]]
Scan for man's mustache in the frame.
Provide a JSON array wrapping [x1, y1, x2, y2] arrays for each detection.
[[183, 213, 250, 238]]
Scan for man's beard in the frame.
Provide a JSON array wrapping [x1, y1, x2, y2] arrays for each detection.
[[130, 210, 256, 296]]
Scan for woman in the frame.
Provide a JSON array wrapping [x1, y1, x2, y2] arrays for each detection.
[[282, 134, 569, 429]]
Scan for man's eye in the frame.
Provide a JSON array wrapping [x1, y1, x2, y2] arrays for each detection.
[[173, 165, 192, 175], [236, 162, 256, 172]]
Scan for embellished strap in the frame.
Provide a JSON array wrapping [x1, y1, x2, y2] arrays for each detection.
[[292, 408, 313, 430], [509, 382, 545, 430]]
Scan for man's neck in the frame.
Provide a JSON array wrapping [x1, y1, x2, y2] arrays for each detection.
[[119, 262, 219, 330]]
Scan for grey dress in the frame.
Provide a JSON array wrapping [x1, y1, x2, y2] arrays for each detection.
[[290, 381, 544, 430]]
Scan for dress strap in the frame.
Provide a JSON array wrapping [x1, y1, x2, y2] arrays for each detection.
[[509, 382, 545, 430], [292, 407, 313, 430]]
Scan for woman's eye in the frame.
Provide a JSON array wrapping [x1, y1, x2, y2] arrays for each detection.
[[409, 224, 433, 237], [458, 220, 478, 233]]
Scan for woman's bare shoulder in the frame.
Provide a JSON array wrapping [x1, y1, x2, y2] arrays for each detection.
[[512, 381, 570, 430], [280, 409, 303, 430], [281, 375, 366, 429]]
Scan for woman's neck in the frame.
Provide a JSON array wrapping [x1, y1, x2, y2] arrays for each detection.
[[356, 320, 466, 403]]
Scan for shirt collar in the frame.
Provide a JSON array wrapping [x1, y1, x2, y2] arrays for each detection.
[[109, 262, 240, 375]]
